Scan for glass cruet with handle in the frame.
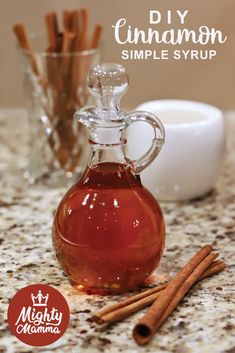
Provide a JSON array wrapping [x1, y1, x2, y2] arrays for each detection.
[[52, 63, 166, 294]]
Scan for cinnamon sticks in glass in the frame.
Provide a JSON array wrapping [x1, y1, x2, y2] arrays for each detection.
[[13, 9, 102, 177]]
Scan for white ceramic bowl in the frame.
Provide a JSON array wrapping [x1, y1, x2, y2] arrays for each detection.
[[127, 100, 225, 201]]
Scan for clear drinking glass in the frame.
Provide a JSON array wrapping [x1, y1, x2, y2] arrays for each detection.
[[17, 34, 100, 185]]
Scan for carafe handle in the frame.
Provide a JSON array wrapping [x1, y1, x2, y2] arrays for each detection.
[[125, 111, 165, 174]]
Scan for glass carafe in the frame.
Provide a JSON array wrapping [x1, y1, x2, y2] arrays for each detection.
[[52, 63, 166, 294]]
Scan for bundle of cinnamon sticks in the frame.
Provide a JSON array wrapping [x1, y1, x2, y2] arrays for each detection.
[[92, 244, 225, 346], [13, 9, 102, 172]]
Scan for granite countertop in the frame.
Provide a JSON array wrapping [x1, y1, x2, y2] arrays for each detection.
[[0, 109, 234, 353]]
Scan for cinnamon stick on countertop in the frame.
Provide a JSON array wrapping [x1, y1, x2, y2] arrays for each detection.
[[133, 245, 218, 345], [93, 258, 225, 325]]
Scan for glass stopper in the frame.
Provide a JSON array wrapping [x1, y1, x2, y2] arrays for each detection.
[[87, 63, 129, 111]]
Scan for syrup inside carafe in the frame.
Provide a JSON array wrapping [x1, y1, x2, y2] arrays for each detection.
[[52, 63, 166, 294]]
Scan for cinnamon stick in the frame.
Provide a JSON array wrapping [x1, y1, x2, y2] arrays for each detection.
[[151, 253, 220, 332], [90, 25, 103, 49], [79, 8, 88, 50], [63, 10, 73, 32], [93, 258, 225, 325], [95, 283, 167, 320], [133, 247, 217, 345], [45, 12, 59, 50], [68, 8, 88, 107], [13, 23, 31, 49], [133, 245, 212, 338], [60, 31, 76, 89], [71, 10, 79, 34], [56, 32, 63, 52], [44, 13, 60, 94], [45, 47, 56, 87], [99, 292, 163, 325], [13, 23, 40, 76], [199, 259, 225, 279]]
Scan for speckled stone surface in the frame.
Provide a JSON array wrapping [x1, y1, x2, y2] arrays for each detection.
[[0, 109, 234, 353]]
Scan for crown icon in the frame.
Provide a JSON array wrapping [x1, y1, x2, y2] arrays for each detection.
[[31, 290, 49, 307]]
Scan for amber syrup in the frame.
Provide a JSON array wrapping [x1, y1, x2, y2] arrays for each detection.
[[53, 162, 165, 294]]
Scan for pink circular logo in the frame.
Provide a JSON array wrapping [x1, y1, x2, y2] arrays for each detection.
[[8, 284, 70, 346]]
